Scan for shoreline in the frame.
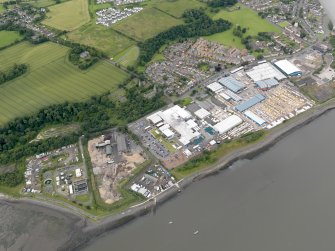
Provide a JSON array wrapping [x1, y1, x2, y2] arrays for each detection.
[[2, 101, 335, 250], [61, 101, 335, 250]]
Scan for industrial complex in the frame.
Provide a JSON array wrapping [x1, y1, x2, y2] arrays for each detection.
[[130, 58, 313, 169]]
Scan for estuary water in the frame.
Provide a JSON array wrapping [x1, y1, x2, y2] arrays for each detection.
[[82, 110, 335, 251], [320, 0, 335, 23]]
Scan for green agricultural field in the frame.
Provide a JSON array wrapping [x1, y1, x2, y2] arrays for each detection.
[[154, 0, 206, 18], [22, 0, 67, 7], [43, 0, 90, 31], [0, 42, 129, 125], [0, 4, 4, 12], [67, 24, 135, 57], [205, 4, 280, 48], [113, 7, 182, 41], [114, 45, 139, 67], [0, 31, 23, 49]]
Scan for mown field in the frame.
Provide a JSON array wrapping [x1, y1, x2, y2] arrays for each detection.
[[67, 0, 203, 63], [67, 24, 136, 57], [0, 42, 129, 125], [43, 0, 90, 30], [153, 0, 206, 18], [22, 0, 68, 7], [113, 7, 182, 41], [114, 45, 139, 67], [0, 31, 23, 49], [206, 4, 280, 48]]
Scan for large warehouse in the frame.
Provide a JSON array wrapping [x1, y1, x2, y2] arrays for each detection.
[[246, 63, 286, 82], [148, 105, 201, 146], [213, 115, 243, 135], [235, 94, 266, 113], [274, 60, 302, 77], [218, 76, 246, 93]]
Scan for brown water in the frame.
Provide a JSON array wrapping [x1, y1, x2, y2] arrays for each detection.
[[81, 110, 335, 251]]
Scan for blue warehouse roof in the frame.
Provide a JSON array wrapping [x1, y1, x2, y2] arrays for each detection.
[[255, 78, 279, 89], [244, 110, 266, 125], [218, 76, 246, 93], [235, 94, 266, 112]]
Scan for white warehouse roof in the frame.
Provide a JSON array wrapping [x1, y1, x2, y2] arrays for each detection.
[[274, 60, 302, 76], [158, 105, 199, 145], [194, 108, 211, 119], [147, 113, 162, 124], [207, 82, 223, 93], [162, 128, 174, 138], [246, 63, 286, 82], [213, 115, 243, 135]]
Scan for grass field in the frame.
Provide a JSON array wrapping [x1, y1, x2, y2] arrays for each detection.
[[23, 0, 68, 7], [67, 24, 135, 57], [0, 4, 4, 12], [114, 45, 139, 67], [153, 0, 206, 18], [205, 4, 280, 48], [113, 7, 182, 41], [0, 42, 129, 125], [278, 20, 290, 28], [0, 31, 23, 49], [43, 0, 90, 31]]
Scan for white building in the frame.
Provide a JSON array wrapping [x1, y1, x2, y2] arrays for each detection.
[[194, 108, 211, 120], [148, 105, 201, 145], [207, 82, 224, 93], [274, 60, 302, 76], [213, 115, 243, 134], [246, 62, 286, 82]]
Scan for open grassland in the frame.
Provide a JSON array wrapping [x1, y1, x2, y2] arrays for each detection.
[[205, 4, 280, 48], [0, 42, 129, 126], [153, 0, 206, 18], [114, 45, 139, 67], [22, 0, 68, 7], [67, 24, 135, 57], [113, 7, 182, 41], [43, 0, 90, 31], [278, 20, 290, 28], [0, 31, 23, 49], [0, 4, 4, 12]]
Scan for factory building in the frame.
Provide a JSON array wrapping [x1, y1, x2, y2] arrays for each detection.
[[147, 105, 201, 146], [207, 82, 224, 93], [194, 108, 211, 120], [244, 110, 266, 125], [225, 90, 242, 101], [213, 115, 243, 135], [246, 62, 286, 82], [218, 76, 246, 93], [274, 60, 302, 77], [255, 78, 279, 90], [235, 94, 266, 113]]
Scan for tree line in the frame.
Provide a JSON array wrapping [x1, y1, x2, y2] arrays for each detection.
[[138, 9, 232, 65], [206, 0, 237, 8], [0, 85, 165, 165], [0, 64, 28, 85]]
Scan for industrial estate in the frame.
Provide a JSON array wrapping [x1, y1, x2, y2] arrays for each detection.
[[0, 0, 335, 224]]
